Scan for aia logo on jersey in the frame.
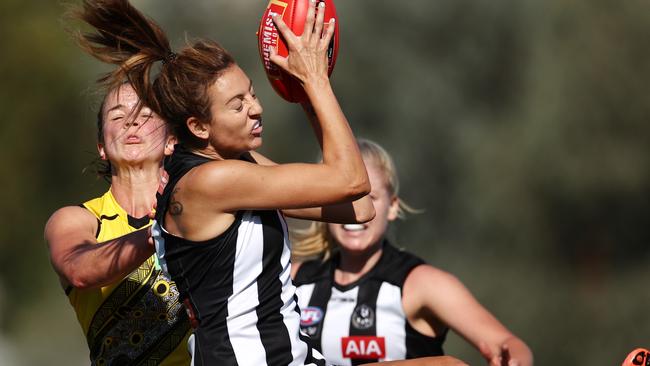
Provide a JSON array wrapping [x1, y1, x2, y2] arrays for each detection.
[[351, 304, 374, 329], [342, 336, 386, 359], [300, 306, 323, 326]]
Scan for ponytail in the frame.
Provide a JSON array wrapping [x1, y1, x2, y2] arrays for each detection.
[[71, 0, 171, 109], [290, 222, 335, 262], [70, 0, 235, 146]]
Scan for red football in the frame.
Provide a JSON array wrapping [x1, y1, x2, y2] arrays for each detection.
[[258, 0, 339, 103]]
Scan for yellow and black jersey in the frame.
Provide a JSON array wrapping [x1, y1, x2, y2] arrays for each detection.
[[67, 189, 191, 366]]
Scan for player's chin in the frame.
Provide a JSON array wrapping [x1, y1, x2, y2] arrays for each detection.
[[341, 242, 374, 255], [249, 135, 263, 150]]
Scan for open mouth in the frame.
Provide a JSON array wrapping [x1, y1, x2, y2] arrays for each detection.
[[342, 224, 365, 232], [125, 135, 142, 144], [252, 119, 263, 134]]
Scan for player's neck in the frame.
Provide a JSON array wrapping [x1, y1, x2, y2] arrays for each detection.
[[110, 165, 161, 218], [335, 243, 383, 286]]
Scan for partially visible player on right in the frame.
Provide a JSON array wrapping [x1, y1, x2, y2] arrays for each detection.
[[292, 139, 533, 366]]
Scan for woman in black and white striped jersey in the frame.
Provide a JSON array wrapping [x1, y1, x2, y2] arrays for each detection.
[[292, 139, 533, 366]]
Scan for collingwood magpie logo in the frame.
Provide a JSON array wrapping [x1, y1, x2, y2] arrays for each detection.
[[351, 304, 374, 329]]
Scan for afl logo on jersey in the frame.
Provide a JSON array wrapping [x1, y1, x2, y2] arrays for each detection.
[[351, 304, 374, 329], [300, 306, 324, 326]]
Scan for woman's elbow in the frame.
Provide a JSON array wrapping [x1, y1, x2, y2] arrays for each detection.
[[346, 176, 371, 200], [66, 271, 104, 290], [68, 275, 93, 290], [357, 205, 375, 223]]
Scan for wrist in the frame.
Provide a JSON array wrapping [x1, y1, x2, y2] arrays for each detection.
[[303, 81, 334, 106], [302, 75, 330, 93]]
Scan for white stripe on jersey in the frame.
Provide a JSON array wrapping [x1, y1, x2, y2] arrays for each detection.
[[228, 211, 266, 364], [322, 287, 360, 366], [294, 283, 329, 365], [187, 333, 195, 366], [296, 283, 316, 310], [376, 282, 407, 360], [276, 211, 312, 366]]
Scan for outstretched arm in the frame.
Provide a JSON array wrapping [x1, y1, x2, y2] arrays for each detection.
[[248, 149, 374, 224], [45, 206, 154, 290], [403, 265, 533, 366]]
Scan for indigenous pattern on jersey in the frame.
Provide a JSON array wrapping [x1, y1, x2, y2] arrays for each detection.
[[294, 242, 448, 365], [68, 190, 191, 366], [153, 145, 326, 366]]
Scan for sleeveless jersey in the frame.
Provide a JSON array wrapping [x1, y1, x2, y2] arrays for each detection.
[[293, 242, 447, 365], [153, 145, 326, 366], [69, 190, 191, 366]]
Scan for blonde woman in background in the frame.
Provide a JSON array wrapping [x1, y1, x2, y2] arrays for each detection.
[[292, 139, 533, 366]]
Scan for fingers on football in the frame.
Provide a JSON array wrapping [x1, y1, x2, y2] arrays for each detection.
[[303, 0, 317, 42], [268, 14, 291, 68], [271, 13, 297, 48], [268, 43, 288, 71], [312, 1, 326, 42], [320, 17, 335, 48]]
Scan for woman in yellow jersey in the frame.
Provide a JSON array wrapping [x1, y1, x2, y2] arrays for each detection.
[[44, 83, 192, 365]]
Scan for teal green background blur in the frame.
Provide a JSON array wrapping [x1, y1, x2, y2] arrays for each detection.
[[1, 0, 649, 364]]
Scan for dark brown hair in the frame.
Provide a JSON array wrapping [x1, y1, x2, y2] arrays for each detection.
[[94, 90, 111, 181], [72, 0, 235, 147], [89, 82, 129, 182]]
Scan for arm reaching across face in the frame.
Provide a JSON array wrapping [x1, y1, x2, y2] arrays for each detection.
[[45, 206, 154, 290]]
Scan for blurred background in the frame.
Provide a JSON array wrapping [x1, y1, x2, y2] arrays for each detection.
[[1, 0, 649, 364]]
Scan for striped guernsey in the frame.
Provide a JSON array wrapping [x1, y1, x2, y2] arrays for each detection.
[[294, 242, 447, 365], [153, 146, 326, 366]]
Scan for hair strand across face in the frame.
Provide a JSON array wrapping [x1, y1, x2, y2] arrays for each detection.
[[71, 0, 236, 148]]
